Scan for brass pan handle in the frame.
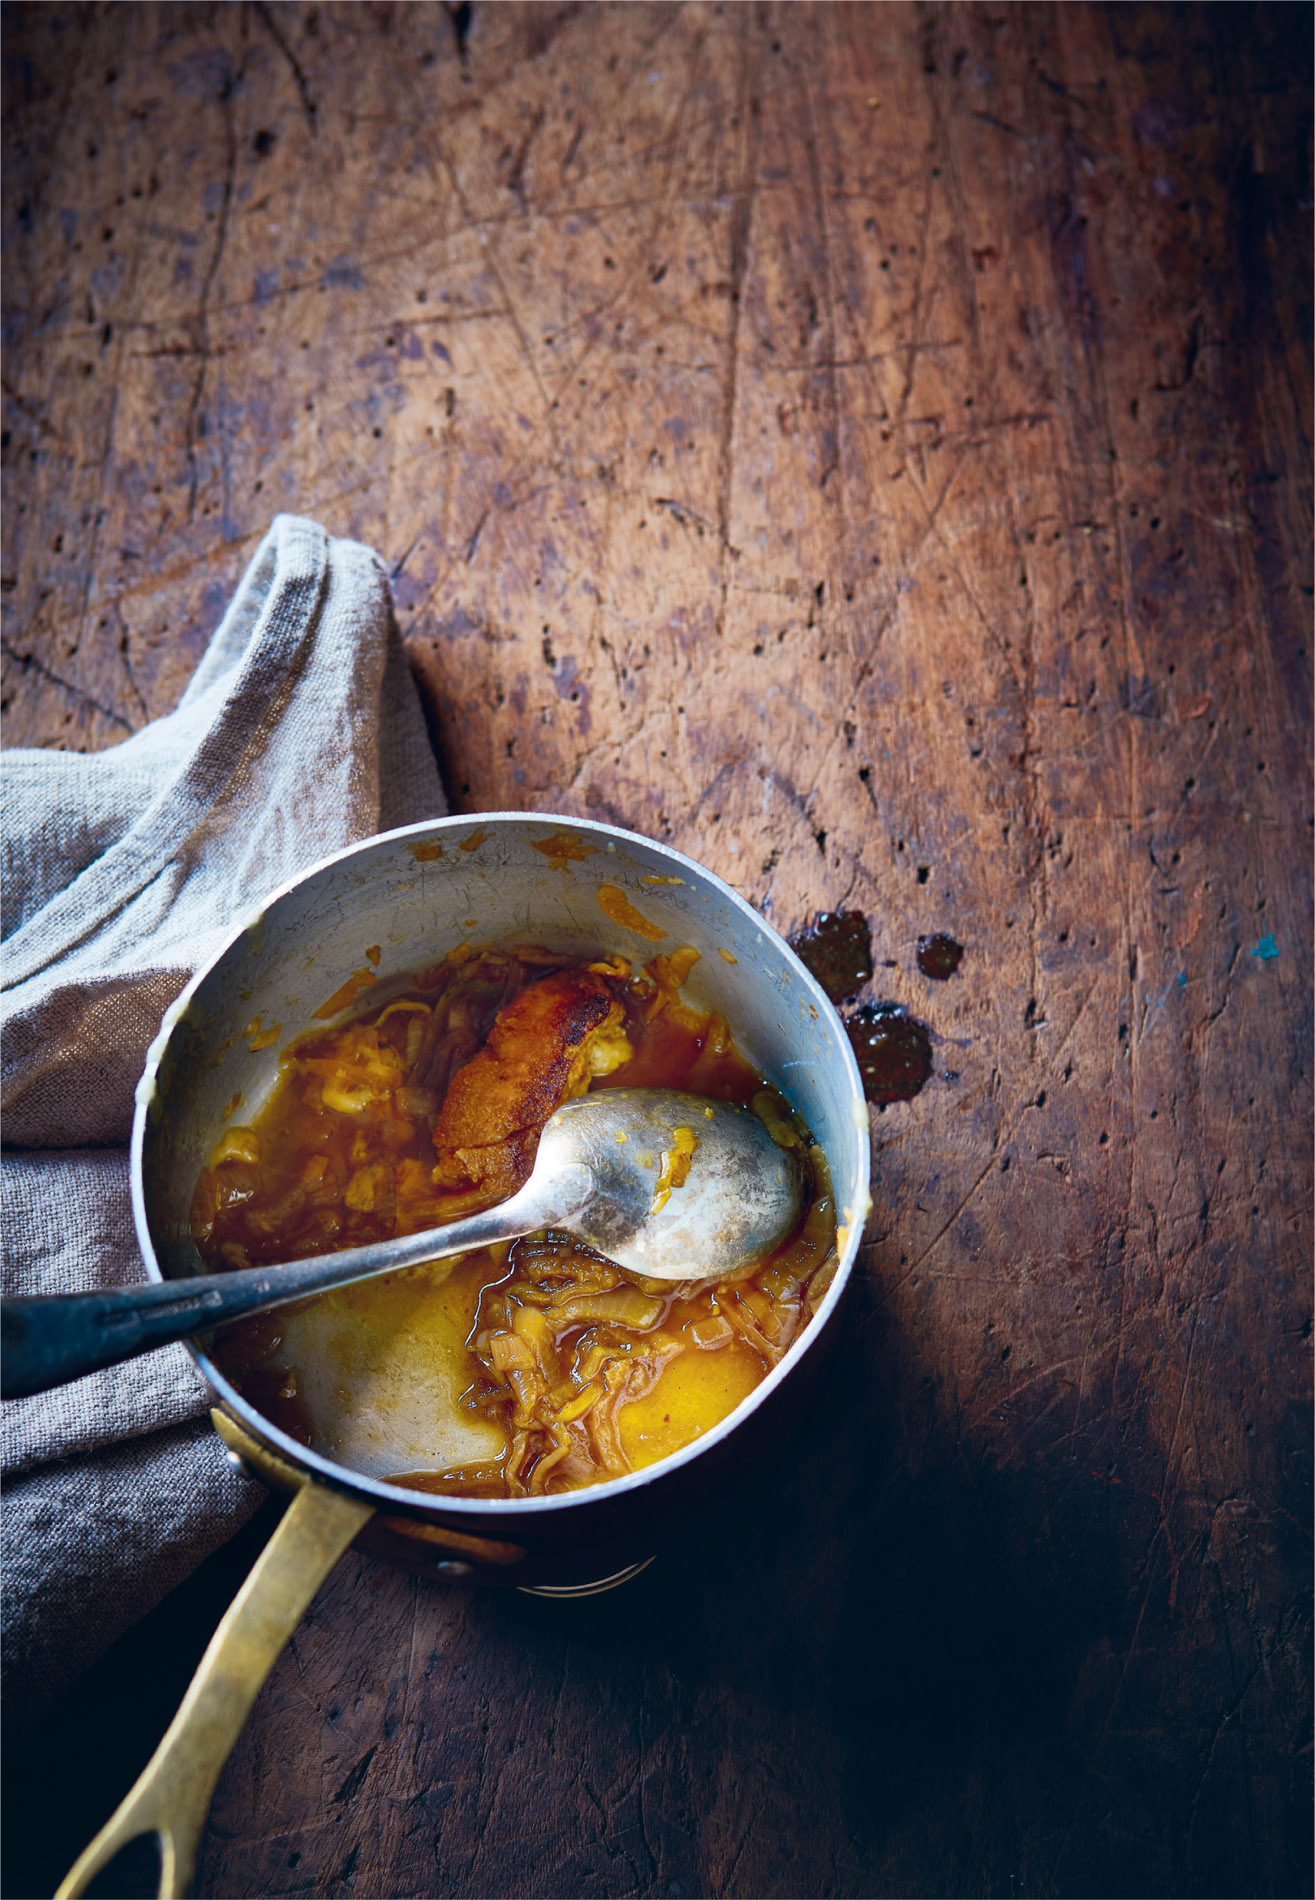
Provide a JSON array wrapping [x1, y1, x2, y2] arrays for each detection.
[[56, 1477, 373, 1899]]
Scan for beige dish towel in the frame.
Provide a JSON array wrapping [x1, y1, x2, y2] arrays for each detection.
[[1, 515, 446, 1732]]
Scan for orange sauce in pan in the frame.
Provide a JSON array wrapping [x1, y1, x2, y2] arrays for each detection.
[[193, 947, 837, 1498]]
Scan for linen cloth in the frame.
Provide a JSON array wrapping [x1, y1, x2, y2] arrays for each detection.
[[2, 515, 446, 1732]]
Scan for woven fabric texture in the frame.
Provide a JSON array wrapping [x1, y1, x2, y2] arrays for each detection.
[[1, 515, 446, 1729]]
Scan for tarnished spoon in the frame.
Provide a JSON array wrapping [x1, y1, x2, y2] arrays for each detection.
[[1, 1088, 803, 1399]]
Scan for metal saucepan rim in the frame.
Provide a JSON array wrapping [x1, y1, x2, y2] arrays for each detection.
[[130, 811, 870, 1518]]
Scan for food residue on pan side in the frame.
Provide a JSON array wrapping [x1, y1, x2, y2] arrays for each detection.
[[530, 833, 598, 869], [596, 883, 667, 941], [314, 968, 379, 1019]]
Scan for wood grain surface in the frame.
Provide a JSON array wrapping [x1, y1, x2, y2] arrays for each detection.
[[3, 5, 1310, 1897]]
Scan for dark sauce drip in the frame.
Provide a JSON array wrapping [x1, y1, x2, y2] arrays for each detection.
[[917, 932, 964, 980], [845, 1003, 933, 1107], [788, 910, 873, 1004]]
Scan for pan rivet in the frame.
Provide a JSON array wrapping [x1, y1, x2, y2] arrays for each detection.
[[223, 1448, 252, 1477], [434, 1559, 474, 1579]]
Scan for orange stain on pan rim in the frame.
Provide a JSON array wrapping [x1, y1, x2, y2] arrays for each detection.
[[531, 832, 598, 871]]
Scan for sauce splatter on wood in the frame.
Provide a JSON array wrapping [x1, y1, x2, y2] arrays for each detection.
[[916, 933, 964, 979], [788, 911, 874, 1003], [845, 1003, 932, 1106]]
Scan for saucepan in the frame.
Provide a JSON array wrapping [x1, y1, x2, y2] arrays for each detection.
[[59, 813, 870, 1898]]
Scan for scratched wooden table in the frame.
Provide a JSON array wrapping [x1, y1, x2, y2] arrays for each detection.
[[2, 5, 1310, 1897]]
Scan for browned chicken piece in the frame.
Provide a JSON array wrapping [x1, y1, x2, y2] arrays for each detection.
[[432, 969, 631, 1198]]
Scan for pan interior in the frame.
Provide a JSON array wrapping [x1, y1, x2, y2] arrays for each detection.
[[252, 1260, 504, 1477], [137, 816, 867, 1498]]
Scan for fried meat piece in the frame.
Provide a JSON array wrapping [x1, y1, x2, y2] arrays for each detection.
[[433, 970, 630, 1198]]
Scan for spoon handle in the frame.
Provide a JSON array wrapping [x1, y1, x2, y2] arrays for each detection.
[[0, 1173, 580, 1400]]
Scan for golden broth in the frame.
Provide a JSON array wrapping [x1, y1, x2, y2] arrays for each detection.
[[193, 947, 837, 1497]]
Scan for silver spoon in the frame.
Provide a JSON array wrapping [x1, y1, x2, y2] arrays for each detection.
[[0, 1088, 803, 1400]]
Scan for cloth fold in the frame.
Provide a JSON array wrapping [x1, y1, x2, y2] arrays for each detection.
[[2, 515, 446, 1731]]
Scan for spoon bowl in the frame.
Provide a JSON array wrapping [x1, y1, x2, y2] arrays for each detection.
[[534, 1088, 803, 1279]]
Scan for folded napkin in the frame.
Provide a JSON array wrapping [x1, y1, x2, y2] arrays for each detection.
[[1, 516, 446, 1732]]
